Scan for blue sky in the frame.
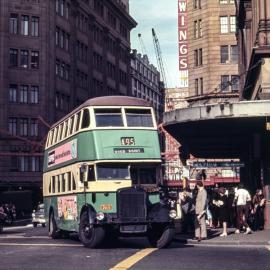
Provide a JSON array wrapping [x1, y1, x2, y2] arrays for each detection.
[[129, 0, 179, 88]]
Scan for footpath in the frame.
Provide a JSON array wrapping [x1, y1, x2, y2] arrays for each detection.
[[174, 228, 270, 247]]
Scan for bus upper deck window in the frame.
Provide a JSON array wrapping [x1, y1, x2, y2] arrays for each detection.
[[69, 116, 75, 135], [81, 109, 90, 129], [75, 111, 81, 132], [95, 108, 123, 127], [125, 109, 153, 127]]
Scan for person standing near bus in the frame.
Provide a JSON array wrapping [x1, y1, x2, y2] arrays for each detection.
[[194, 181, 207, 241]]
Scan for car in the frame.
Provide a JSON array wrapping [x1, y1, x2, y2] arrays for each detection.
[[32, 204, 46, 227]]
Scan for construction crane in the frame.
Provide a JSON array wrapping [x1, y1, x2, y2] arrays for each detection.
[[138, 33, 148, 55], [152, 28, 167, 87]]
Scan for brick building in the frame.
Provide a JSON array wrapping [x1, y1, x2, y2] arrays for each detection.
[[184, 0, 239, 105], [130, 50, 164, 123], [0, 0, 136, 208]]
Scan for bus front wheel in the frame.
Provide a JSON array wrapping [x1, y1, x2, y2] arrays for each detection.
[[147, 223, 175, 248], [49, 212, 59, 239], [79, 211, 105, 248]]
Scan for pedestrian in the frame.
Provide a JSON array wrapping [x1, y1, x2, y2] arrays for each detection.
[[194, 181, 207, 241], [180, 188, 195, 233], [215, 187, 229, 237], [234, 183, 252, 234], [252, 189, 265, 230], [210, 184, 220, 228]]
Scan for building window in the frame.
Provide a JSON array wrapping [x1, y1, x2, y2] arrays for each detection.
[[21, 15, 29, 35], [199, 48, 203, 65], [9, 84, 17, 103], [19, 118, 28, 136], [220, 45, 229, 63], [10, 14, 18, 34], [220, 0, 235, 4], [220, 16, 228, 33], [200, 77, 203, 94], [20, 85, 28, 103], [30, 86, 39, 103], [194, 50, 198, 67], [194, 21, 198, 38], [231, 45, 238, 63], [230, 16, 236, 32], [221, 75, 230, 91], [194, 0, 201, 9], [10, 49, 18, 67], [8, 118, 17, 135], [220, 16, 236, 33], [56, 0, 59, 13], [30, 119, 38, 136], [30, 157, 40, 172], [20, 50, 29, 68], [195, 78, 199, 95], [31, 51, 39, 69], [56, 27, 59, 46], [19, 156, 29, 172], [31, 17, 39, 37], [60, 0, 65, 17], [231, 75, 239, 92]]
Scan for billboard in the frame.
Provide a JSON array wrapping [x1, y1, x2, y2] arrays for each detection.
[[178, 0, 188, 87]]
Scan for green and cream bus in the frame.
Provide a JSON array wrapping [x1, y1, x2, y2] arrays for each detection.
[[43, 96, 176, 248]]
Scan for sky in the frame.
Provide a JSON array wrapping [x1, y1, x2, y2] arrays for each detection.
[[129, 0, 179, 88]]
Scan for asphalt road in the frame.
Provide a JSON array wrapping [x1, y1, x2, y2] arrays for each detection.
[[0, 225, 269, 270]]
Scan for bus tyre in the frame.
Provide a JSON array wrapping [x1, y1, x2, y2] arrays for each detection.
[[147, 224, 175, 249], [49, 212, 59, 239], [33, 222, 37, 228], [79, 211, 105, 248], [0, 223, 3, 233]]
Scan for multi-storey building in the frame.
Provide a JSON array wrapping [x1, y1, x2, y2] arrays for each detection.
[[0, 0, 136, 209], [130, 50, 164, 123], [183, 0, 239, 105]]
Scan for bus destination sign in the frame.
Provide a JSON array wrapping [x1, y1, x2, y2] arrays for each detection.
[[114, 148, 144, 154]]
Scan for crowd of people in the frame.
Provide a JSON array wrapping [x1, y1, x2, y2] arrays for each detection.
[[179, 182, 266, 241], [0, 203, 16, 225]]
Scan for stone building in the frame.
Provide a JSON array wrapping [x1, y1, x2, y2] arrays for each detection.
[[130, 50, 164, 123], [0, 0, 136, 208], [185, 0, 239, 105]]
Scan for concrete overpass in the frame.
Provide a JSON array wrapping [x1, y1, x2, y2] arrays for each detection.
[[163, 100, 270, 193], [163, 100, 270, 228]]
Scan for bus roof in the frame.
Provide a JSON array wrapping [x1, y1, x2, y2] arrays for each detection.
[[51, 96, 152, 129]]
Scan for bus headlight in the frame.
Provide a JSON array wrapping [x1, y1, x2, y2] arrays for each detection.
[[96, 212, 105, 221], [169, 210, 177, 219]]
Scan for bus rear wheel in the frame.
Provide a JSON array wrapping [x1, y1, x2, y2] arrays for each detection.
[[79, 211, 105, 248], [49, 212, 59, 239], [147, 223, 175, 249]]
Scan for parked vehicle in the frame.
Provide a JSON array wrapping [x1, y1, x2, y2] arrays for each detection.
[[32, 204, 46, 227], [0, 212, 5, 233]]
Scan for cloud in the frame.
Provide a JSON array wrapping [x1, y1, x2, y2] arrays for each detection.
[[130, 0, 179, 87]]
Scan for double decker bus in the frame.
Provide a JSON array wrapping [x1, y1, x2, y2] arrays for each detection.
[[43, 96, 176, 248]]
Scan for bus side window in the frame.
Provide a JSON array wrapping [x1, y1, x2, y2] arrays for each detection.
[[75, 111, 81, 132], [69, 116, 75, 135], [54, 127, 59, 143], [72, 175, 76, 191], [67, 172, 71, 191], [49, 180, 52, 193], [58, 123, 63, 141], [64, 120, 69, 138], [88, 165, 95, 181], [52, 176, 55, 193], [81, 109, 90, 129], [62, 173, 66, 193], [57, 175, 61, 193]]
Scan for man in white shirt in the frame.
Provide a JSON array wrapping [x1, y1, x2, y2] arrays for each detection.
[[234, 184, 252, 234]]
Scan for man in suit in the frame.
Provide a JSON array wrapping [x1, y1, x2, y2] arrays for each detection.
[[194, 180, 207, 241]]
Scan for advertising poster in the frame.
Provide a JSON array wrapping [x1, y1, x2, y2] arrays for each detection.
[[57, 196, 78, 220]]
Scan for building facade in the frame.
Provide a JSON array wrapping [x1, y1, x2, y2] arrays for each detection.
[[184, 0, 239, 105], [0, 0, 136, 208], [237, 0, 270, 100], [130, 50, 164, 123]]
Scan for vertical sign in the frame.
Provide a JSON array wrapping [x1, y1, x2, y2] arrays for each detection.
[[178, 0, 188, 87]]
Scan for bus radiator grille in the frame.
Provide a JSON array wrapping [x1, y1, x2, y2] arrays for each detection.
[[117, 188, 146, 223]]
